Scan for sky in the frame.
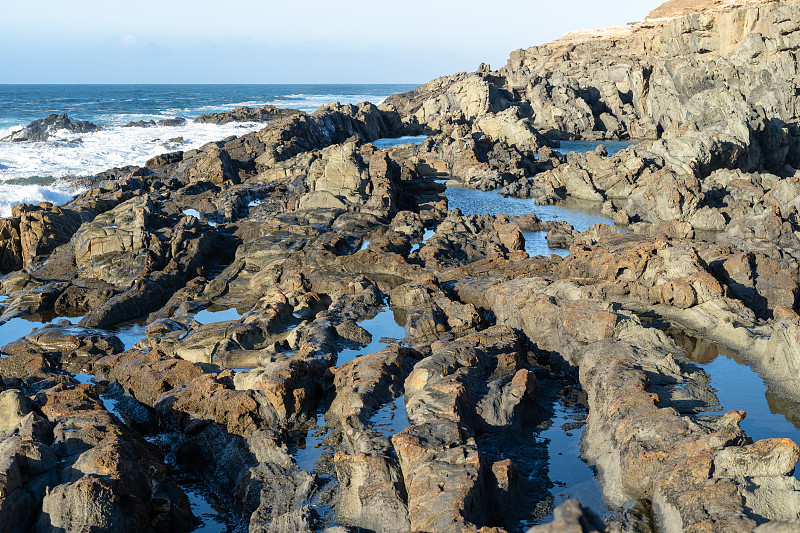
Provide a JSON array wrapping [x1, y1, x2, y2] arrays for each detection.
[[1, 0, 667, 84]]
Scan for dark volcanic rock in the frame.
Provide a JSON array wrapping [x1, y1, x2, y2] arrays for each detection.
[[1, 114, 100, 142]]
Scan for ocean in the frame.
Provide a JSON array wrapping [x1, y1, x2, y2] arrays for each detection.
[[0, 84, 416, 217]]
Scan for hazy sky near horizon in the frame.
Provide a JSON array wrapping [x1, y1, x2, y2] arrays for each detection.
[[2, 0, 666, 84]]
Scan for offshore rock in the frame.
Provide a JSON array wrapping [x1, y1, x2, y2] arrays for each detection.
[[194, 105, 303, 124], [123, 117, 187, 127], [1, 114, 100, 142]]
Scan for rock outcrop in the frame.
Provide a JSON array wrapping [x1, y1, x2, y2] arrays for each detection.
[[194, 105, 303, 124], [1, 114, 100, 142], [3, 1, 800, 532], [123, 117, 187, 128]]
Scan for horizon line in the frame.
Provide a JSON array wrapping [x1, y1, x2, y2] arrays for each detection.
[[0, 82, 423, 86]]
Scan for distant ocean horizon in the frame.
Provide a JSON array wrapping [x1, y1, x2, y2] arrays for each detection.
[[0, 84, 417, 216]]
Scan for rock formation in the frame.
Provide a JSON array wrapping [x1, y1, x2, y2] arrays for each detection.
[[1, 114, 100, 142], [4, 1, 800, 532]]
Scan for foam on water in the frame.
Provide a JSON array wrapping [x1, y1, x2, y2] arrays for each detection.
[[0, 122, 267, 217], [0, 121, 262, 180], [0, 84, 415, 217], [0, 182, 77, 218]]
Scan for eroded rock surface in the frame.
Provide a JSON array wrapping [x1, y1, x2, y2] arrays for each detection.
[[1, 114, 100, 142], [4, 2, 800, 532]]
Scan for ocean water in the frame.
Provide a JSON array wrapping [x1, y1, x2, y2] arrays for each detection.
[[556, 140, 638, 155], [0, 84, 415, 216]]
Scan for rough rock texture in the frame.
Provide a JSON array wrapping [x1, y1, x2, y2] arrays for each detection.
[[0, 379, 194, 533], [1, 114, 100, 142], [194, 105, 303, 124], [3, 2, 800, 531], [123, 117, 187, 128]]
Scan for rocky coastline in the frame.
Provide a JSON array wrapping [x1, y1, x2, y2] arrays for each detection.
[[4, 1, 800, 532]]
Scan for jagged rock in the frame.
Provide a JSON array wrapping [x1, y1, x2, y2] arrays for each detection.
[[0, 202, 83, 274], [194, 105, 302, 124], [0, 381, 195, 533], [1, 114, 100, 142], [123, 117, 187, 127]]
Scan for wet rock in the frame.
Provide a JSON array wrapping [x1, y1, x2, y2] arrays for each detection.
[[455, 272, 800, 529], [53, 279, 118, 316], [123, 117, 187, 128], [0, 202, 84, 274], [1, 324, 124, 375], [416, 121, 539, 191], [94, 349, 204, 407], [333, 452, 410, 533], [0, 380, 195, 533], [68, 195, 221, 326], [417, 211, 525, 269], [174, 143, 238, 185], [328, 345, 419, 445], [390, 326, 533, 531], [1, 114, 100, 142], [715, 252, 799, 319], [194, 105, 302, 125], [393, 420, 489, 531]]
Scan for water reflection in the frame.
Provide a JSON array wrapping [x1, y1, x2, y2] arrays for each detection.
[[668, 329, 800, 457], [368, 396, 409, 438], [371, 135, 428, 149], [555, 140, 638, 155], [444, 187, 614, 258], [336, 305, 406, 367]]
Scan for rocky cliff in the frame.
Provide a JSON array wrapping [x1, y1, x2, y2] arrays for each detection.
[[385, 0, 800, 142]]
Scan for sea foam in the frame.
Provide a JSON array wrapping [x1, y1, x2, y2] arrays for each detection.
[[0, 183, 79, 218], [0, 121, 268, 216]]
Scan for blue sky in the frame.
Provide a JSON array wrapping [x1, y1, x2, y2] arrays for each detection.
[[1, 0, 666, 84]]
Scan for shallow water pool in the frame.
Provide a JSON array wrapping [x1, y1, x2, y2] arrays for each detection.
[[193, 306, 242, 325], [335, 305, 406, 367], [369, 396, 409, 438], [371, 135, 428, 149], [444, 186, 614, 257], [555, 140, 638, 155], [669, 330, 800, 480]]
